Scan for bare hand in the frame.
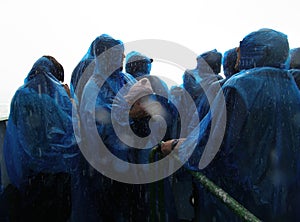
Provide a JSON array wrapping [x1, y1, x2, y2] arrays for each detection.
[[160, 138, 186, 156]]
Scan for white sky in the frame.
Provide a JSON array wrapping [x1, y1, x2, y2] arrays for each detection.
[[1, 0, 300, 106]]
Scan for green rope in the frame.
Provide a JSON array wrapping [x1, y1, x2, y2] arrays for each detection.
[[189, 170, 261, 222], [149, 145, 261, 222]]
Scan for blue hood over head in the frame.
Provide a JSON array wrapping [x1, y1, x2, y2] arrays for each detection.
[[93, 34, 125, 76], [197, 49, 222, 74], [239, 28, 289, 70], [125, 51, 153, 77], [223, 47, 238, 78], [289, 47, 300, 69], [71, 34, 125, 102], [93, 34, 124, 57], [26, 56, 64, 82]]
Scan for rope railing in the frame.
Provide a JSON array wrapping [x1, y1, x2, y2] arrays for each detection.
[[149, 145, 262, 222]]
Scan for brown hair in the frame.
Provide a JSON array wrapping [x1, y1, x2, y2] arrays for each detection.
[[43, 55, 64, 82]]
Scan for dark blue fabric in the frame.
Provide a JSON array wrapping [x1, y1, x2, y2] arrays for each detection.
[[70, 58, 95, 103], [3, 56, 79, 189], [129, 75, 173, 146], [196, 49, 223, 74], [182, 70, 205, 103], [288, 48, 300, 90], [182, 48, 223, 111], [288, 47, 300, 69], [289, 69, 300, 89], [73, 75, 136, 221], [125, 51, 174, 161], [125, 51, 153, 78], [238, 28, 289, 70], [223, 47, 238, 79], [180, 29, 300, 221], [72, 34, 142, 221], [182, 68, 300, 221], [169, 85, 199, 139], [71, 34, 123, 104], [182, 69, 223, 122]]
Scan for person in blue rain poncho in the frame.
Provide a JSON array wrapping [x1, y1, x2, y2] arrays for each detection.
[[3, 55, 79, 221], [182, 49, 223, 123], [161, 28, 300, 222], [74, 34, 141, 221], [125, 51, 173, 159], [288, 47, 300, 89], [167, 50, 224, 222], [125, 51, 179, 221], [220, 47, 239, 85]]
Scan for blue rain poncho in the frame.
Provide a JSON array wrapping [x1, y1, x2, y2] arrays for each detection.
[[222, 47, 239, 79], [182, 49, 223, 123], [129, 76, 172, 163], [169, 85, 199, 139], [288, 48, 300, 89], [288, 47, 300, 69], [180, 28, 300, 221], [3, 56, 79, 189], [125, 51, 153, 78], [289, 69, 300, 89], [70, 39, 97, 104], [72, 34, 140, 221], [183, 70, 223, 123], [196, 49, 223, 75]]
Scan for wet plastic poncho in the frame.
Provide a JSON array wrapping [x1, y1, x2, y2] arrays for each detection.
[[125, 51, 174, 160], [3, 56, 79, 189], [222, 47, 238, 79], [288, 47, 300, 69], [72, 35, 142, 221], [125, 51, 153, 78], [183, 50, 223, 121], [196, 49, 223, 75], [70, 39, 98, 104], [183, 64, 223, 122], [288, 48, 300, 90], [169, 85, 200, 139], [180, 29, 300, 221], [289, 69, 300, 89]]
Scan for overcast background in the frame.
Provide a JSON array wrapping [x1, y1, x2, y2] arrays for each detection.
[[1, 0, 299, 118]]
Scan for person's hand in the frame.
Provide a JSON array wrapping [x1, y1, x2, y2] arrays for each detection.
[[160, 138, 186, 156], [160, 140, 174, 155]]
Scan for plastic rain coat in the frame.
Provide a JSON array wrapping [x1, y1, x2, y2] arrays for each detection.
[[3, 56, 79, 189], [180, 29, 300, 221]]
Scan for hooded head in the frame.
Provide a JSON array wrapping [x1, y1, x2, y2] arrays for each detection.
[[125, 51, 153, 77], [238, 28, 289, 70], [26, 56, 64, 82], [183, 71, 198, 90], [93, 34, 125, 74], [43, 55, 64, 82], [196, 49, 222, 74], [288, 47, 300, 69], [223, 47, 239, 78]]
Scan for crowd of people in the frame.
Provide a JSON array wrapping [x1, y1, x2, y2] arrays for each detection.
[[1, 28, 300, 222]]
